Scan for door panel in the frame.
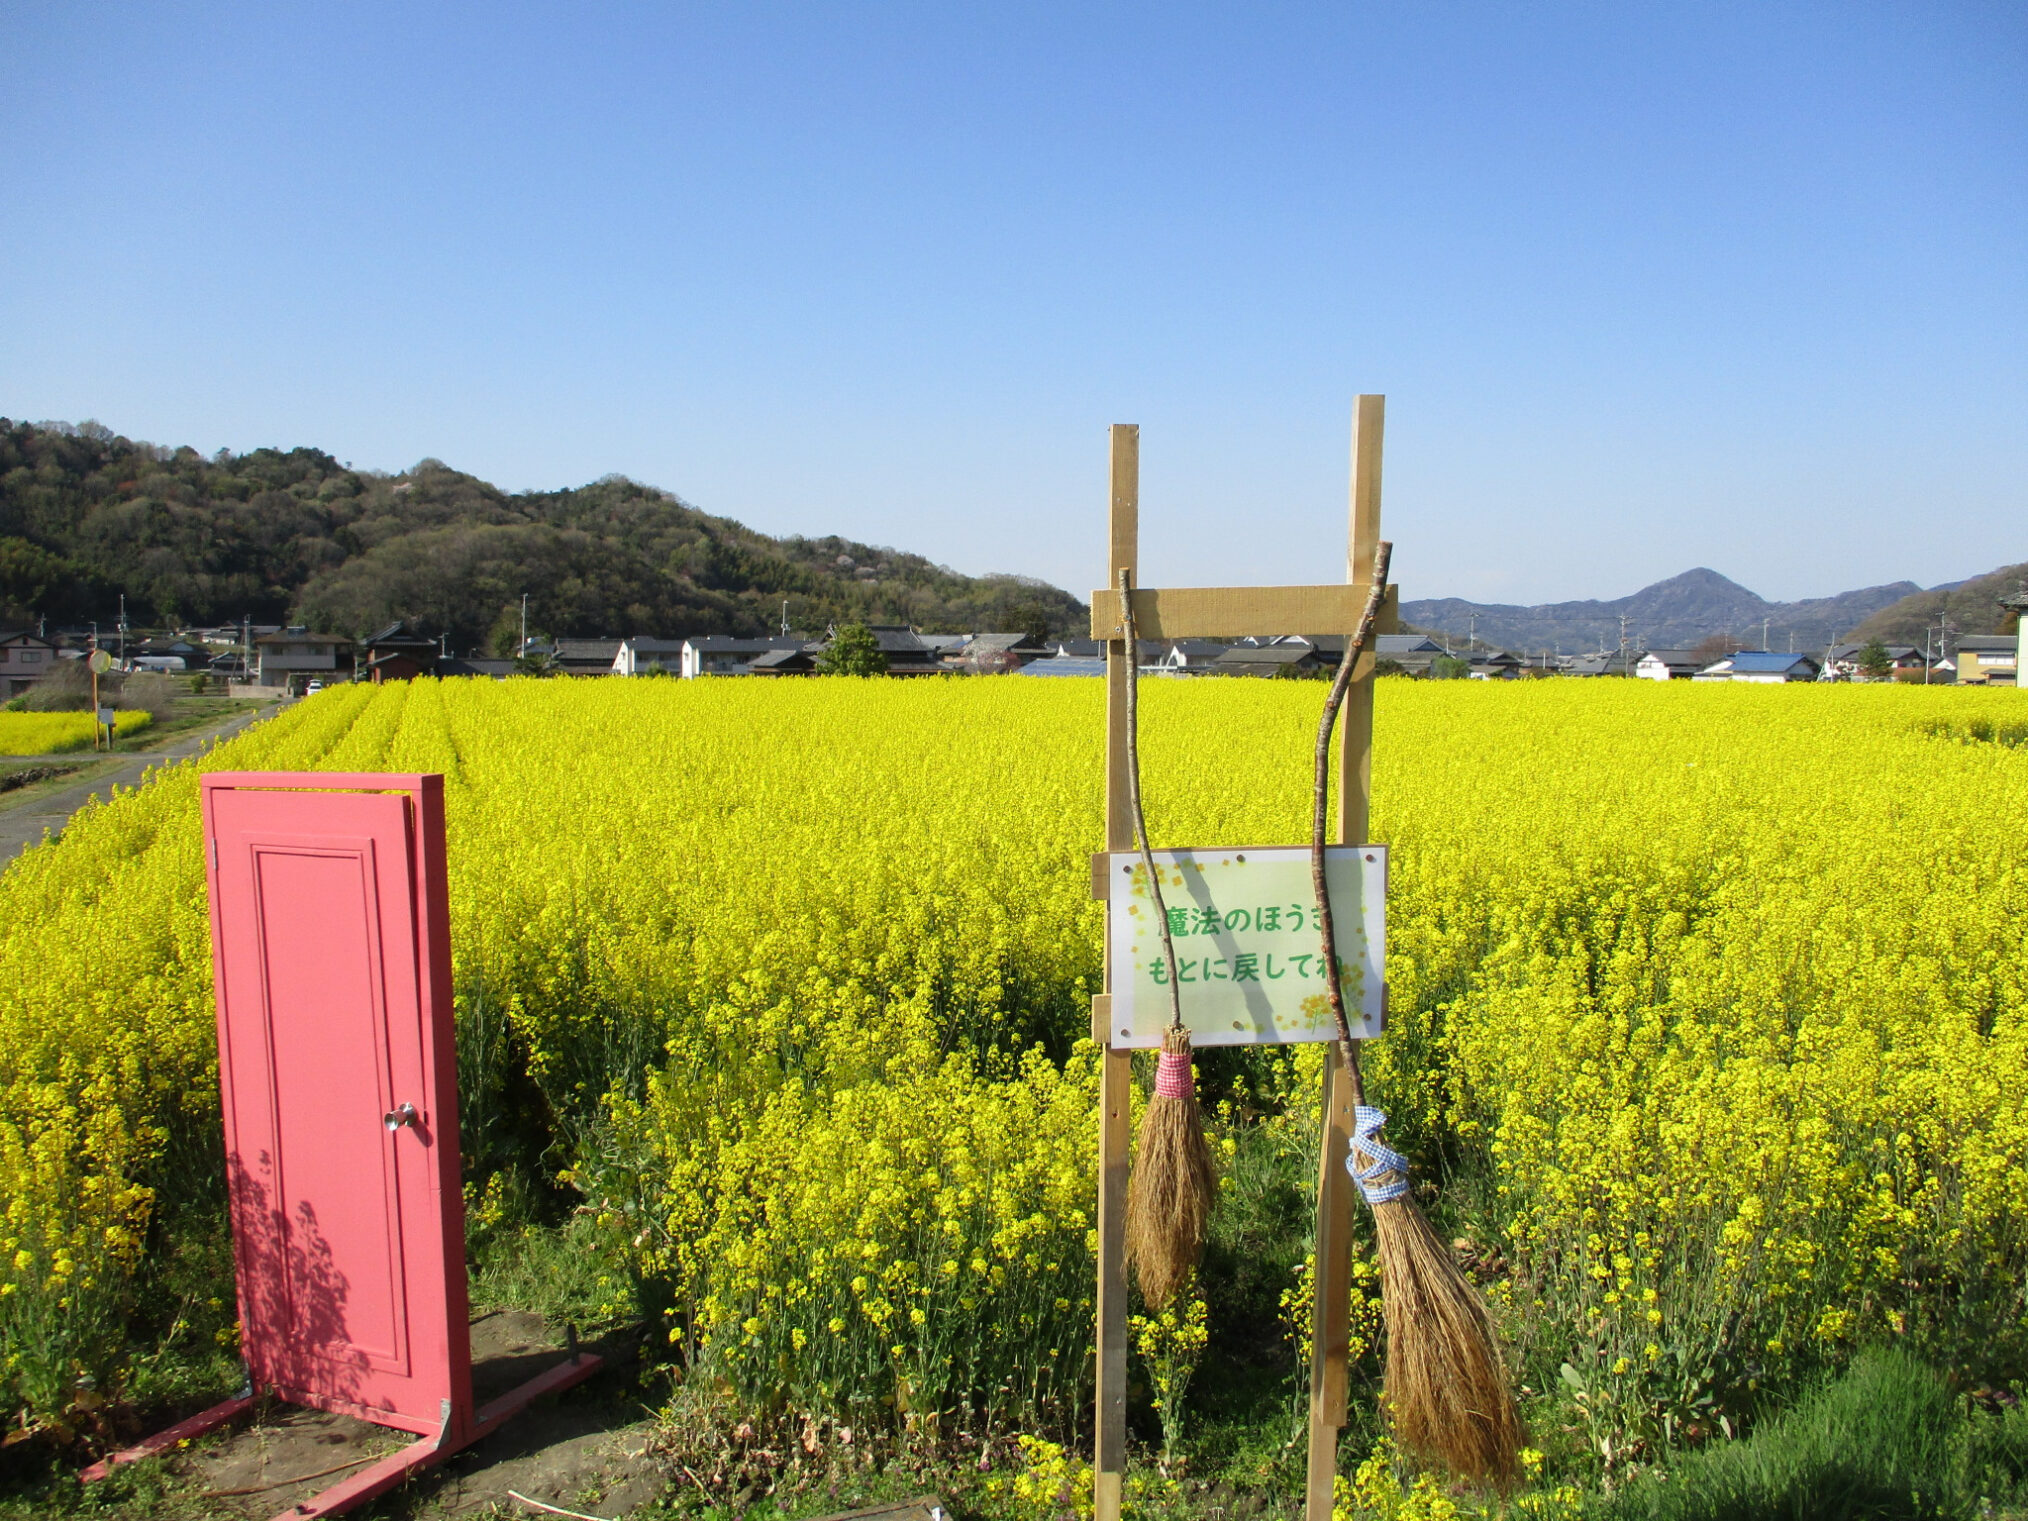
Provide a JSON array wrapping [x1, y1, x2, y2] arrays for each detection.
[[203, 778, 468, 1435], [254, 839, 410, 1375]]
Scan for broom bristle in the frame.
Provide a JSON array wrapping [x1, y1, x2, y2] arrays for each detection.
[[1124, 1028, 1217, 1309], [1371, 1195, 1522, 1484]]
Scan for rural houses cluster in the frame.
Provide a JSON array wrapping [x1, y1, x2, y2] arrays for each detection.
[[1, 621, 2021, 701]]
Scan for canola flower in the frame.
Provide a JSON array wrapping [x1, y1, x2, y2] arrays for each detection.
[[0, 709, 151, 755], [0, 676, 2024, 1453]]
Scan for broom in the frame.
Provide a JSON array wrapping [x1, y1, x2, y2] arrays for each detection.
[[1117, 567, 1218, 1311], [1312, 542, 1522, 1484]]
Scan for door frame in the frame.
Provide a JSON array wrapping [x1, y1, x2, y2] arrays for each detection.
[[199, 771, 472, 1438]]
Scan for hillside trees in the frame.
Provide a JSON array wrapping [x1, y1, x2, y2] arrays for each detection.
[[0, 419, 1088, 643], [0, 536, 99, 624], [1848, 560, 2028, 644]]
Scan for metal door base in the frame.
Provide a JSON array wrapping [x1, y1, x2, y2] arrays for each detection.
[[80, 1351, 603, 1519]]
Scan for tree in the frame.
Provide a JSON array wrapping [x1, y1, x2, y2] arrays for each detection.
[[1007, 598, 1053, 644], [1692, 631, 1744, 664], [1429, 654, 1471, 680], [817, 622, 888, 676], [1857, 638, 1894, 681]]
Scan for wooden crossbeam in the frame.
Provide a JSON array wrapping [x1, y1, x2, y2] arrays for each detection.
[[1089, 583, 1396, 641]]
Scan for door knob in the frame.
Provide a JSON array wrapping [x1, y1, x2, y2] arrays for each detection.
[[383, 1102, 418, 1132]]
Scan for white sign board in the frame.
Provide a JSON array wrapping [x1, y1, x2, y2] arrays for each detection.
[[1104, 845, 1385, 1049]]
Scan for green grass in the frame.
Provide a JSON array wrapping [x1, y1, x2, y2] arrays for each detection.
[[468, 1212, 632, 1332], [118, 695, 274, 751], [1610, 1349, 2028, 1521]]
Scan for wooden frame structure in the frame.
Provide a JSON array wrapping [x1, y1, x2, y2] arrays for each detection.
[[1088, 398, 1396, 1521]]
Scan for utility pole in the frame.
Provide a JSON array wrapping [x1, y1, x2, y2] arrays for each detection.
[[1467, 611, 1478, 654], [1617, 613, 1632, 674], [118, 594, 127, 663], [782, 598, 790, 636], [520, 593, 528, 656], [1761, 616, 1770, 651]]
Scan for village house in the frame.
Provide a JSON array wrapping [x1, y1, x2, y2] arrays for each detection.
[[611, 637, 690, 676], [360, 620, 441, 683], [1374, 633, 1445, 676], [854, 625, 946, 676], [679, 636, 805, 677], [0, 630, 61, 699], [1635, 648, 1706, 681], [744, 626, 945, 676], [1821, 643, 1931, 681], [746, 645, 821, 676], [1954, 634, 2019, 686], [127, 637, 203, 672], [1563, 651, 1637, 677], [1212, 642, 1324, 678], [1696, 651, 1821, 683], [254, 628, 356, 693], [1153, 638, 1230, 672], [551, 638, 623, 677]]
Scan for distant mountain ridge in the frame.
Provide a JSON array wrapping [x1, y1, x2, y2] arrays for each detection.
[[1401, 567, 1929, 655]]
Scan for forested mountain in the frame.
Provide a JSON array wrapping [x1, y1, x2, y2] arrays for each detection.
[[0, 419, 1087, 651], [1845, 561, 2028, 645]]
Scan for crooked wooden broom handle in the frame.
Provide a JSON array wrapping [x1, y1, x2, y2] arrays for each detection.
[[1121, 568, 1185, 1032], [1311, 541, 1394, 1107]]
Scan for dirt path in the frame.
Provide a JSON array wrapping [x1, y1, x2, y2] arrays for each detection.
[[0, 705, 272, 863], [182, 1313, 664, 1519]]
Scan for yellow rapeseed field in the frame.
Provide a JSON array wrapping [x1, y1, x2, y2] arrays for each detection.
[[0, 676, 2023, 1450], [0, 709, 152, 755]]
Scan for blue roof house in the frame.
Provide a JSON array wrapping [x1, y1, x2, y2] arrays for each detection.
[[1696, 651, 1821, 683]]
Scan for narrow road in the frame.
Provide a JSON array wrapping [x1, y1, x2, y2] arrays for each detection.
[[1, 705, 275, 863]]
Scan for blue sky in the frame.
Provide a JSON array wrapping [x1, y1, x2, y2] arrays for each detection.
[[3, 2, 2022, 606]]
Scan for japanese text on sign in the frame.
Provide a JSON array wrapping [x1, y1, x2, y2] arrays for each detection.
[[1105, 845, 1385, 1049]]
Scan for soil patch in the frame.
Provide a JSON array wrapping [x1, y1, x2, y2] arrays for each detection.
[[182, 1313, 658, 1518]]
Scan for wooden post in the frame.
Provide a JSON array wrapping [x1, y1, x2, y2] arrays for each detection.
[[1088, 406, 1392, 1521], [1094, 424, 1138, 1521], [1305, 395, 1386, 1520]]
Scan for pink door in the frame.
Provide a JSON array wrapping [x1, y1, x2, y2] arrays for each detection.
[[200, 773, 471, 1438]]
